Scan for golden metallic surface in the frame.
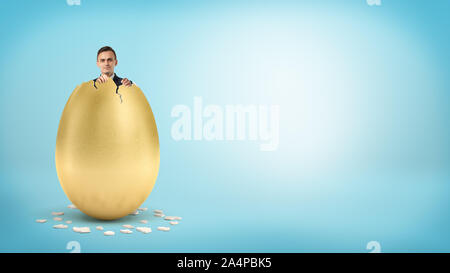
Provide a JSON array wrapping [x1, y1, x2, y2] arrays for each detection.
[[55, 78, 160, 220]]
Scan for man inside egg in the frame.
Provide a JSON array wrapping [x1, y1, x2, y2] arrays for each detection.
[[94, 46, 133, 87]]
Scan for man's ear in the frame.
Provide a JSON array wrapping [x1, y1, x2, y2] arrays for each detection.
[[115, 59, 118, 66], [96, 61, 101, 68]]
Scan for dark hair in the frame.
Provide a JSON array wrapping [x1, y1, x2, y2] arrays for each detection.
[[97, 46, 117, 60]]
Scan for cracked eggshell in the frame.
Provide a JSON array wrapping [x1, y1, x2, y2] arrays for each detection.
[[55, 78, 160, 220]]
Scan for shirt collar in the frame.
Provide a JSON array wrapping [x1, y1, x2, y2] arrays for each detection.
[[100, 73, 115, 79]]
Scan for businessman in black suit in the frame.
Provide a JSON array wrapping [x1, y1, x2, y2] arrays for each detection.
[[94, 46, 133, 88]]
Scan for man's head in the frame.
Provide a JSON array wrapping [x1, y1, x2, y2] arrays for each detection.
[[96, 46, 118, 77]]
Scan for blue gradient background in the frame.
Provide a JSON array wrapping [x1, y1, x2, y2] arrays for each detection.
[[0, 0, 449, 252]]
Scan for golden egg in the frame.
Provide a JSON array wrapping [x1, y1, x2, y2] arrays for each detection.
[[55, 78, 160, 220]]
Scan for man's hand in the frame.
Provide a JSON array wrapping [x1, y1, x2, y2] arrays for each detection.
[[96, 74, 109, 84], [121, 78, 132, 87]]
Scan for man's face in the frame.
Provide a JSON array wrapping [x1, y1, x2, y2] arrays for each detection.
[[97, 51, 118, 76]]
